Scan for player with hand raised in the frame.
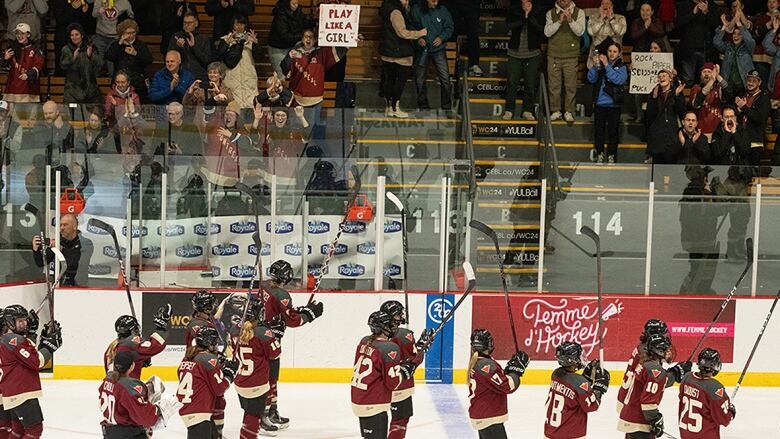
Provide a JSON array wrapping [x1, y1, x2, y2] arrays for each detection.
[[467, 329, 530, 439], [619, 333, 691, 438], [678, 348, 735, 438], [262, 260, 323, 427], [351, 311, 416, 439], [0, 305, 63, 439], [104, 304, 171, 380], [232, 296, 282, 436], [378, 300, 433, 439], [177, 327, 238, 439], [545, 341, 609, 438], [617, 319, 670, 413]]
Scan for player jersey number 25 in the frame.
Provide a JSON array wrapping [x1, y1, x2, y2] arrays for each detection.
[[351, 354, 400, 390]]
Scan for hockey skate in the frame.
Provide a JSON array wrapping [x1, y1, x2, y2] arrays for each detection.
[[267, 408, 290, 429]]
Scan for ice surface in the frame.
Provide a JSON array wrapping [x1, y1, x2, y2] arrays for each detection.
[[40, 380, 777, 438]]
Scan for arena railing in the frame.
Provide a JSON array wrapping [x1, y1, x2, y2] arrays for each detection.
[[1, 102, 778, 297]]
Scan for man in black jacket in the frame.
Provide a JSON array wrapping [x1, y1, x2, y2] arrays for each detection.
[[168, 11, 212, 82], [502, 0, 545, 120], [205, 0, 255, 41], [32, 213, 93, 287], [670, 111, 711, 164], [675, 0, 720, 86], [710, 106, 751, 165], [734, 69, 770, 166]]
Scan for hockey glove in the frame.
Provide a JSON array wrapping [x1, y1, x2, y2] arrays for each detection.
[[592, 367, 610, 396], [267, 317, 286, 339], [668, 361, 692, 383], [415, 328, 434, 353], [39, 321, 62, 353], [143, 358, 153, 368], [145, 375, 165, 405], [297, 301, 323, 322], [26, 310, 39, 342], [729, 403, 736, 420], [505, 350, 530, 377], [583, 359, 599, 382], [649, 414, 664, 437], [153, 393, 182, 431], [154, 304, 172, 332], [398, 359, 417, 380], [222, 360, 239, 383]]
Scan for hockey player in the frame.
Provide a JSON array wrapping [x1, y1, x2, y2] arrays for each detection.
[[177, 327, 239, 439], [0, 306, 9, 437], [678, 348, 736, 438], [103, 304, 172, 380], [617, 319, 669, 413], [378, 300, 433, 439], [99, 350, 178, 438], [185, 289, 229, 437], [0, 305, 62, 439], [467, 329, 530, 439], [618, 333, 692, 438], [351, 310, 416, 439], [544, 341, 610, 438], [263, 260, 324, 427], [185, 289, 220, 348], [233, 296, 282, 437]]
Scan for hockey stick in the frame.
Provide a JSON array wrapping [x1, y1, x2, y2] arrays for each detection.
[[417, 262, 476, 355], [88, 218, 136, 319], [686, 238, 753, 363], [223, 231, 263, 357], [308, 165, 361, 304], [34, 248, 67, 319], [580, 226, 604, 365], [469, 219, 521, 353], [385, 191, 409, 326], [25, 203, 52, 306], [731, 288, 780, 401]]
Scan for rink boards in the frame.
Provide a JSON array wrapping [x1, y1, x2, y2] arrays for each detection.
[[2, 282, 780, 387]]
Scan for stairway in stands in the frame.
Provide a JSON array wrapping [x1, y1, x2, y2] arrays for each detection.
[[464, 3, 652, 290]]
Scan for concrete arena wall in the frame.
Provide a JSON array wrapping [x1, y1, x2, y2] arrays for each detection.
[[3, 286, 779, 386]]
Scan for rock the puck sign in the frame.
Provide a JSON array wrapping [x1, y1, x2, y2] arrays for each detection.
[[318, 4, 360, 47]]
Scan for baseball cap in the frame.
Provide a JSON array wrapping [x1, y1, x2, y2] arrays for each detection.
[[14, 23, 31, 34], [746, 70, 761, 81], [701, 63, 716, 73], [113, 350, 138, 373]]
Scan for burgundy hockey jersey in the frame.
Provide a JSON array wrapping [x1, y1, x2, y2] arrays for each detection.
[[177, 352, 231, 427], [103, 331, 167, 380], [617, 345, 643, 413], [185, 316, 216, 348], [233, 325, 281, 399], [468, 356, 520, 431], [0, 333, 49, 409], [263, 286, 309, 359], [391, 327, 418, 402], [618, 360, 669, 434], [544, 367, 601, 439], [678, 373, 733, 439], [351, 336, 404, 417], [98, 376, 158, 428]]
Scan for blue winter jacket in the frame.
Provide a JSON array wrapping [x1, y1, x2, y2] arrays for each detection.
[[148, 67, 195, 105], [587, 58, 628, 107]]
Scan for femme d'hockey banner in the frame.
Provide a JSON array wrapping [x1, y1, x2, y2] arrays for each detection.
[[78, 214, 404, 281], [472, 295, 735, 362]]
